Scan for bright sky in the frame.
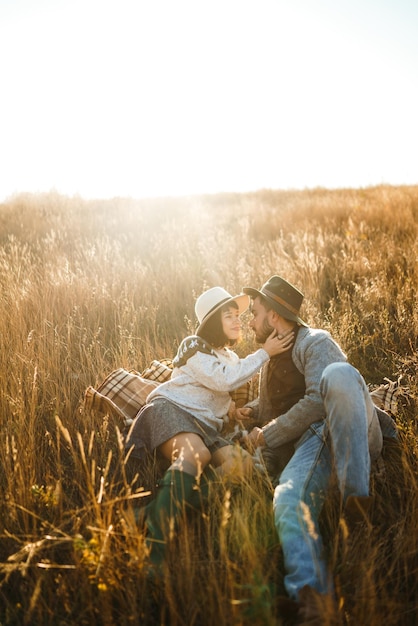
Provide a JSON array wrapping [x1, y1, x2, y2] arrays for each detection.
[[1, 0, 417, 201]]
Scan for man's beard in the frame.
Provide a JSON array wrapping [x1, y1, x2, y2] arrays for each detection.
[[255, 319, 275, 344]]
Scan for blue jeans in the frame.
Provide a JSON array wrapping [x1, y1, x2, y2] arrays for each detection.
[[273, 362, 385, 600]]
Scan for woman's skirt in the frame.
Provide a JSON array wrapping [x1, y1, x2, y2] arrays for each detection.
[[125, 397, 231, 457]]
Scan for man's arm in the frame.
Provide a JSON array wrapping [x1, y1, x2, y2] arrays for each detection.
[[261, 331, 347, 449]]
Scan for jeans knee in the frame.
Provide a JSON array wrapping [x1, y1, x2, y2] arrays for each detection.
[[320, 362, 359, 396]]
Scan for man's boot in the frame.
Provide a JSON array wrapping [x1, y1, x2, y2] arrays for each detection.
[[297, 585, 342, 625]]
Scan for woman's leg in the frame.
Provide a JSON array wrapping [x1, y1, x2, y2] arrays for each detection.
[[158, 432, 212, 477], [211, 443, 254, 479]]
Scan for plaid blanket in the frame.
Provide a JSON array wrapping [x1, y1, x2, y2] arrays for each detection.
[[83, 367, 162, 425], [141, 359, 173, 383], [369, 376, 405, 415]]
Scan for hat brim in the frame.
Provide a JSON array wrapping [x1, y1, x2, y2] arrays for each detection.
[[197, 294, 250, 333], [243, 287, 308, 327]]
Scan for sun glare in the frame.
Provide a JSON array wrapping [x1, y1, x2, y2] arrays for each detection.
[[0, 0, 417, 201]]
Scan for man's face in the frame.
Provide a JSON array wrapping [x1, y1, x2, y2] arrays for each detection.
[[249, 296, 275, 344]]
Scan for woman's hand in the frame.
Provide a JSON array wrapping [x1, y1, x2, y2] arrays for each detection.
[[263, 329, 294, 357], [229, 404, 253, 429], [235, 407, 253, 421]]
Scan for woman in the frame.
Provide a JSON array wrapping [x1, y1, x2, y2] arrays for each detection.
[[127, 286, 293, 567]]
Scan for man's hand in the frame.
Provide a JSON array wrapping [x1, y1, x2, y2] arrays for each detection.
[[243, 427, 266, 452]]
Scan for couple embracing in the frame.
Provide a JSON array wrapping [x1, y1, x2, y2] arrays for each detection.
[[126, 275, 397, 620]]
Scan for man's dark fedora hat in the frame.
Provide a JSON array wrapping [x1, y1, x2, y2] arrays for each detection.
[[243, 275, 308, 326]]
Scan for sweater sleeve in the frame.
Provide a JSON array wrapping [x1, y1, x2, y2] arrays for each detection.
[[185, 348, 270, 393], [262, 330, 347, 448]]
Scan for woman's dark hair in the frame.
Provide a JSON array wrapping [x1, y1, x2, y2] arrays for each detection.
[[197, 301, 239, 348]]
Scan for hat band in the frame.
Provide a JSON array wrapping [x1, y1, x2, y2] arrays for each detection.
[[262, 287, 300, 316], [201, 296, 232, 323]]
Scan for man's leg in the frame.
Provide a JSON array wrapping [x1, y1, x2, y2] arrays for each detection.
[[320, 362, 383, 501], [273, 426, 333, 600]]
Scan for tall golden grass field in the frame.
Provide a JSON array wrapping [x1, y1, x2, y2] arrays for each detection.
[[0, 186, 417, 625]]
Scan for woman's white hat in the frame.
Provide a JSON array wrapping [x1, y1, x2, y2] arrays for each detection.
[[195, 287, 250, 333]]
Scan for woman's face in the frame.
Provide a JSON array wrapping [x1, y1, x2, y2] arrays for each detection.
[[220, 305, 242, 343]]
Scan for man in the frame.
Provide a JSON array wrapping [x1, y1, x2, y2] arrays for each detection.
[[238, 275, 397, 621]]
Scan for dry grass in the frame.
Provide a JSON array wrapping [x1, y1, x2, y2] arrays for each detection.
[[0, 185, 417, 624]]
